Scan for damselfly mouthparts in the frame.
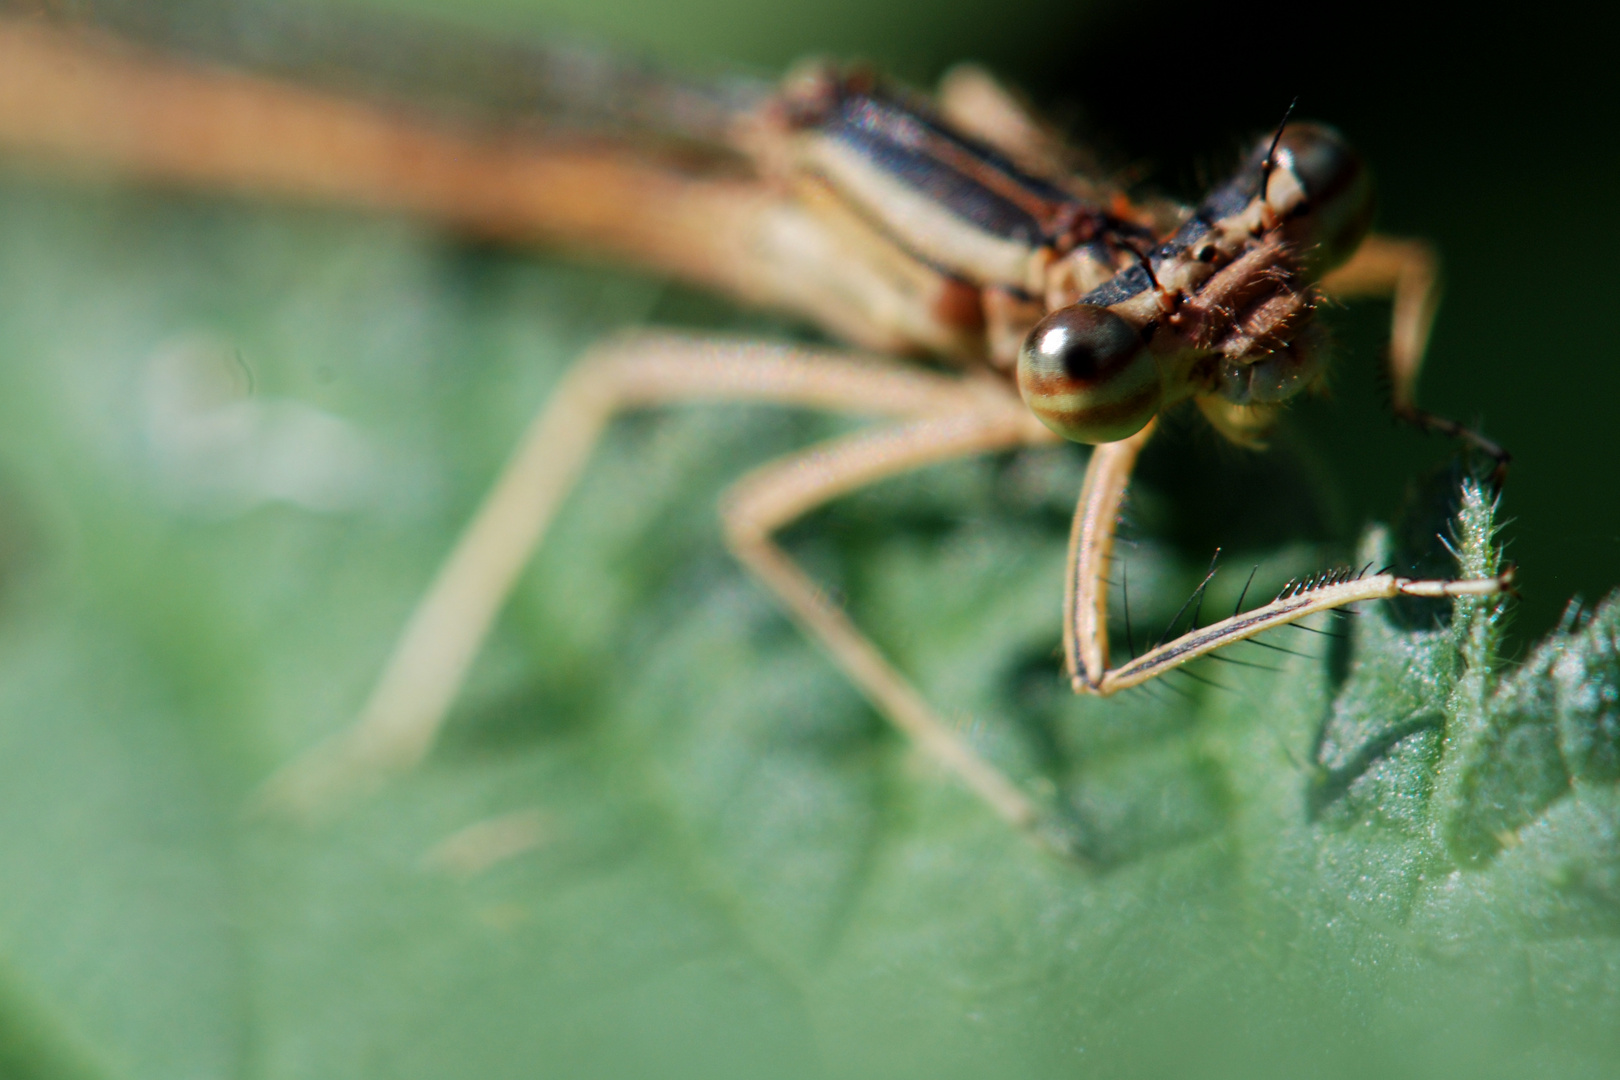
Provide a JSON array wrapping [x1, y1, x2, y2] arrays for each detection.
[[0, 13, 1511, 853]]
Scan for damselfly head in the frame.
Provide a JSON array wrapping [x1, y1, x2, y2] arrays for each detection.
[[1005, 116, 1377, 443], [1016, 304, 1162, 443]]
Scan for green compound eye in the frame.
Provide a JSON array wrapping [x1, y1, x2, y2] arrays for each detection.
[[1017, 304, 1162, 444]]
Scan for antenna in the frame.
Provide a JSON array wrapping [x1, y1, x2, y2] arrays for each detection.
[[1259, 95, 1300, 192]]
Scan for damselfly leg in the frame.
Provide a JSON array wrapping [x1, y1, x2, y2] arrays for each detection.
[[259, 333, 1060, 837], [1060, 420, 1511, 697]]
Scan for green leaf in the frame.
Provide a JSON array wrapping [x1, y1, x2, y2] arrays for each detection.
[[0, 114, 1618, 1080]]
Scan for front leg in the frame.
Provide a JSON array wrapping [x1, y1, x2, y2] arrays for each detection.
[[1063, 423, 1155, 688], [1061, 420, 1513, 697]]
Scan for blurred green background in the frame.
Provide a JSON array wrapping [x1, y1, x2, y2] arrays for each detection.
[[0, 0, 1616, 1077]]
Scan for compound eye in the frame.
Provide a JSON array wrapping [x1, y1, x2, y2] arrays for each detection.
[[1265, 122, 1375, 271], [1017, 304, 1161, 444]]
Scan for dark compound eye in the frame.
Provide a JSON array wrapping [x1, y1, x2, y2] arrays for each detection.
[[1017, 305, 1162, 444], [1265, 123, 1375, 272]]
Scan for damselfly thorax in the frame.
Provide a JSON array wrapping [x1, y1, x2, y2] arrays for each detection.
[[737, 65, 1369, 445]]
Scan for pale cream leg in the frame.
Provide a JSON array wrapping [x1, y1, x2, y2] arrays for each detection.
[[1059, 420, 1512, 699], [721, 407, 1058, 836], [1089, 568, 1511, 696], [257, 332, 1035, 820], [1063, 422, 1156, 688]]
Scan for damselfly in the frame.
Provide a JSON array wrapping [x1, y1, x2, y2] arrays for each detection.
[[0, 8, 1511, 853]]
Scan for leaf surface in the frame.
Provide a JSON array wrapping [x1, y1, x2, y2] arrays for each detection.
[[0, 144, 1616, 1080]]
